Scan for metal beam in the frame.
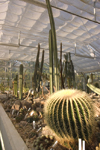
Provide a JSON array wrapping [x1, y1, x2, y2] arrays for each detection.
[[20, 0, 100, 25]]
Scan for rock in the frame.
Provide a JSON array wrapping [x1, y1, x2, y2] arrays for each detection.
[[19, 121, 28, 126], [15, 114, 24, 123], [29, 110, 38, 117], [3, 103, 8, 109], [27, 97, 33, 103], [11, 100, 22, 110], [21, 100, 32, 109], [19, 108, 27, 115], [32, 103, 36, 110], [90, 95, 94, 99], [15, 124, 19, 128], [28, 129, 38, 139], [34, 102, 41, 107], [36, 107, 42, 114], [5, 109, 10, 112]]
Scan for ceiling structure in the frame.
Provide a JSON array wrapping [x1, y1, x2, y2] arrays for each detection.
[[0, 0, 100, 73]]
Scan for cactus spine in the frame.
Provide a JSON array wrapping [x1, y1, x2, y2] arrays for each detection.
[[14, 74, 18, 97], [19, 64, 23, 99], [44, 89, 94, 144], [49, 30, 53, 94], [87, 83, 100, 95], [46, 0, 59, 91]]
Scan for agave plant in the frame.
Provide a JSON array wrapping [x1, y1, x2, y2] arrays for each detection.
[[44, 89, 95, 144]]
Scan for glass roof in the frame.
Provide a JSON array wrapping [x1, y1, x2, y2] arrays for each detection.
[[0, 0, 100, 73]]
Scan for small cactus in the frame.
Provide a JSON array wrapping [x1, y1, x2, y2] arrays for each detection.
[[44, 89, 95, 142]]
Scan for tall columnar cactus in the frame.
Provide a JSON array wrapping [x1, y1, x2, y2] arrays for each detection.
[[14, 74, 18, 97], [44, 89, 94, 145], [49, 30, 53, 94], [38, 49, 44, 92], [60, 43, 64, 89], [32, 43, 40, 92], [46, 0, 59, 91], [19, 64, 23, 99], [87, 83, 100, 95]]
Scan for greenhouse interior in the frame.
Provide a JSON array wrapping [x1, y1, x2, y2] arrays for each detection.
[[1, 0, 100, 150]]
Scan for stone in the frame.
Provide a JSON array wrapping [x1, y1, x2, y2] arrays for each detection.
[[11, 100, 22, 110], [21, 100, 32, 109]]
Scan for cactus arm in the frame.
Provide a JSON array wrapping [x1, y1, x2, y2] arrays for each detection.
[[87, 83, 100, 95], [46, 0, 59, 91], [49, 30, 53, 94]]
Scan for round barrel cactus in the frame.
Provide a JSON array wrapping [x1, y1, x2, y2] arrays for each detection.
[[44, 89, 94, 141]]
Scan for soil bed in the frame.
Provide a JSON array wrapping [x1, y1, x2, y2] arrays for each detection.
[[0, 92, 100, 150]]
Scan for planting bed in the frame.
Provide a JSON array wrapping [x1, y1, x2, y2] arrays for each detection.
[[0, 92, 100, 150]]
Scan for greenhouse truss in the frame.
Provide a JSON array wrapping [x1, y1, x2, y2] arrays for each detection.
[[0, 0, 100, 73]]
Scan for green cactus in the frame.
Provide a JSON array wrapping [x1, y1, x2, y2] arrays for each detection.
[[32, 43, 40, 92], [63, 52, 75, 88], [49, 30, 53, 94], [19, 64, 23, 99], [38, 49, 44, 92], [46, 0, 59, 91], [14, 74, 18, 97], [87, 83, 100, 95], [44, 89, 94, 144]]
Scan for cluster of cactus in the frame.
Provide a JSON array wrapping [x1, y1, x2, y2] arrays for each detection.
[[32, 44, 44, 92], [14, 74, 18, 97], [58, 52, 75, 88], [19, 64, 23, 99], [33, 135, 54, 150], [87, 83, 100, 95], [44, 89, 95, 147]]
